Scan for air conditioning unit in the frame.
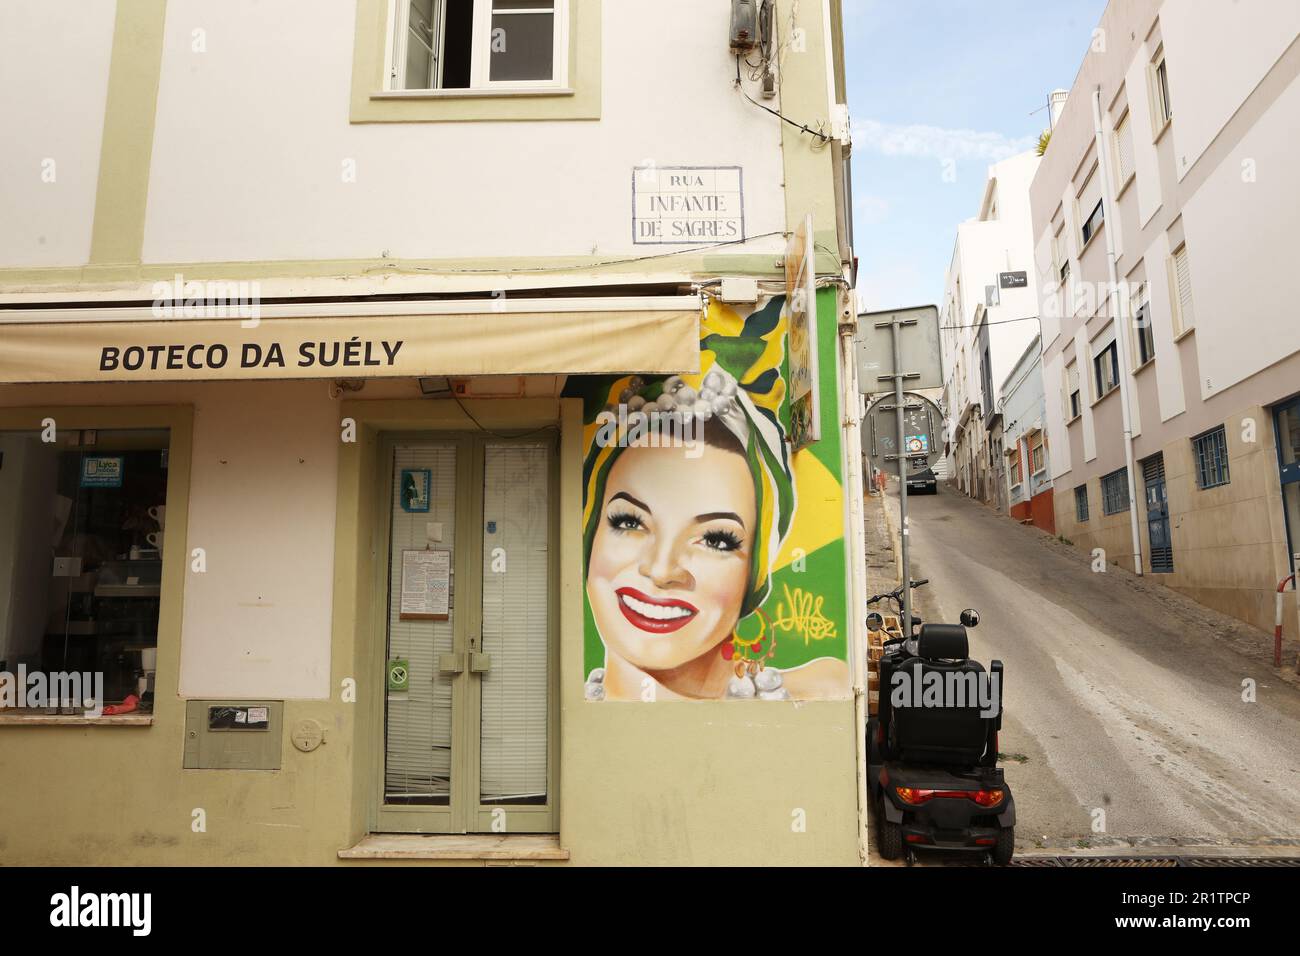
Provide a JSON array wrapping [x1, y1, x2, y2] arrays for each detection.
[[730, 0, 759, 53]]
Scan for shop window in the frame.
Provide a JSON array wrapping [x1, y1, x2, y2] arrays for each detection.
[[1101, 467, 1130, 515], [1193, 425, 1230, 489], [389, 0, 566, 91], [0, 429, 169, 714]]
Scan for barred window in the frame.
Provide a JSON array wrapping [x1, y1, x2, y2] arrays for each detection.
[[1075, 484, 1090, 522], [1193, 425, 1230, 489], [1101, 467, 1130, 515]]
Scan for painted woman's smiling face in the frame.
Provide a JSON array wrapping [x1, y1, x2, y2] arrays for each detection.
[[587, 443, 757, 673]]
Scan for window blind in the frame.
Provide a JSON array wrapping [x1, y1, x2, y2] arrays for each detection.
[[385, 444, 458, 801], [478, 442, 550, 804], [1115, 113, 1134, 182], [1173, 245, 1194, 330]]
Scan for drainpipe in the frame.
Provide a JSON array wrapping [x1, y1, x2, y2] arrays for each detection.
[[1092, 87, 1144, 575], [837, 290, 871, 865]]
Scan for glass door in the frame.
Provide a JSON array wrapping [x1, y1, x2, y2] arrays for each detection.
[[376, 433, 556, 834]]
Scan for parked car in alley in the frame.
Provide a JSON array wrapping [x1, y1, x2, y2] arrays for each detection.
[[908, 467, 938, 495]]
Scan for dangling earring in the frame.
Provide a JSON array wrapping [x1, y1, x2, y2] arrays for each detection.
[[727, 610, 774, 677]]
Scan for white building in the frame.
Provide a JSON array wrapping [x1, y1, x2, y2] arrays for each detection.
[[1032, 0, 1300, 643], [939, 151, 1043, 507]]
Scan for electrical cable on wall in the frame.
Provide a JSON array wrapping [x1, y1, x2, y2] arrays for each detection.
[[734, 54, 830, 144]]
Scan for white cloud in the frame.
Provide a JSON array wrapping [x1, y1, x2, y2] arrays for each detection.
[[854, 119, 1037, 163]]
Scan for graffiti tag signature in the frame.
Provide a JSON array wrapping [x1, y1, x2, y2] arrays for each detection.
[[770, 583, 837, 645]]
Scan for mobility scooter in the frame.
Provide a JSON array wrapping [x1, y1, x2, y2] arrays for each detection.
[[866, 580, 1016, 865]]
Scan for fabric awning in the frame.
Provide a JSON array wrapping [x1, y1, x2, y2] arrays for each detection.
[[0, 297, 701, 384]]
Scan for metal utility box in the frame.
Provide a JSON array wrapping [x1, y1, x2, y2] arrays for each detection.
[[855, 305, 943, 394], [183, 700, 283, 770]]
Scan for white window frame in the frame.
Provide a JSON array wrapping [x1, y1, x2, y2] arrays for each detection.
[[1150, 46, 1173, 136], [385, 0, 569, 93], [1130, 281, 1154, 368], [474, 0, 568, 90]]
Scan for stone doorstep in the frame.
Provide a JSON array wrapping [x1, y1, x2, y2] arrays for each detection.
[[338, 833, 569, 862]]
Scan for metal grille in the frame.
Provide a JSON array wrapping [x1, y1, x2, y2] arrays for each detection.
[[1101, 467, 1129, 515], [1075, 484, 1089, 522], [1193, 425, 1230, 489], [1142, 455, 1174, 573]]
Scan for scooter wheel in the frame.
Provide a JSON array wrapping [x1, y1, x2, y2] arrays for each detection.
[[992, 826, 1014, 866], [876, 797, 903, 861]]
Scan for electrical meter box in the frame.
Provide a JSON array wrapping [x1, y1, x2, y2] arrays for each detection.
[[183, 700, 283, 770]]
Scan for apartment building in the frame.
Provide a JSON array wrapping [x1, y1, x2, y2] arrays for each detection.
[[940, 151, 1042, 509], [1033, 0, 1300, 641], [0, 0, 864, 865], [1001, 335, 1055, 534]]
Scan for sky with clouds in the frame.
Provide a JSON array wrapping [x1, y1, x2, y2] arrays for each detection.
[[842, 0, 1109, 313]]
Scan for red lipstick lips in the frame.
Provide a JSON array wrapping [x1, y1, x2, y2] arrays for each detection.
[[615, 587, 698, 633]]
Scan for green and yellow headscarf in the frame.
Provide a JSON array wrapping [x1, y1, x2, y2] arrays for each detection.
[[580, 296, 796, 620]]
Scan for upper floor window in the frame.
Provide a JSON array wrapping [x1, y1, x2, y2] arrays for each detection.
[[1093, 332, 1120, 399], [388, 0, 567, 91], [1113, 109, 1134, 185], [1080, 198, 1104, 247], [1169, 242, 1195, 335], [1076, 165, 1104, 251], [1131, 286, 1155, 367], [1154, 55, 1173, 126], [1065, 361, 1081, 420]]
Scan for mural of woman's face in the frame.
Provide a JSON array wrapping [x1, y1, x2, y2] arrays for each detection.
[[587, 442, 757, 674]]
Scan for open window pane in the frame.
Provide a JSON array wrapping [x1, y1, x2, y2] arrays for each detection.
[[489, 10, 555, 81]]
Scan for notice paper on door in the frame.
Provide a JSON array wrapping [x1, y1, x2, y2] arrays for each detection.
[[399, 549, 451, 620]]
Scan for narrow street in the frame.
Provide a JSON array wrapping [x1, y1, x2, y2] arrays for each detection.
[[885, 483, 1300, 854]]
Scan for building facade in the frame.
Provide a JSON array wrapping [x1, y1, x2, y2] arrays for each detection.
[[1001, 335, 1055, 534], [939, 151, 1042, 508], [0, 0, 867, 865], [1032, 0, 1300, 641]]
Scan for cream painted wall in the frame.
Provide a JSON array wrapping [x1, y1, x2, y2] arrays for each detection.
[[1162, 0, 1300, 183], [0, 0, 116, 267], [137, 0, 787, 264], [0, 379, 414, 699]]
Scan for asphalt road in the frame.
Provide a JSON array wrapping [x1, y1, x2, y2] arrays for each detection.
[[892, 483, 1300, 853]]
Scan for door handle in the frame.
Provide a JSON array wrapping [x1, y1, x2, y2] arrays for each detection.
[[437, 653, 464, 674]]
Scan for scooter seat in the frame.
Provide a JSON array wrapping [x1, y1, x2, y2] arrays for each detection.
[[917, 623, 968, 659]]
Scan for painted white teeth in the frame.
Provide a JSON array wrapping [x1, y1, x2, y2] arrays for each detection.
[[621, 594, 692, 620]]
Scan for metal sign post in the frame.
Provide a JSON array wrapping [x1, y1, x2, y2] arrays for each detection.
[[882, 312, 917, 636], [857, 305, 942, 639]]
